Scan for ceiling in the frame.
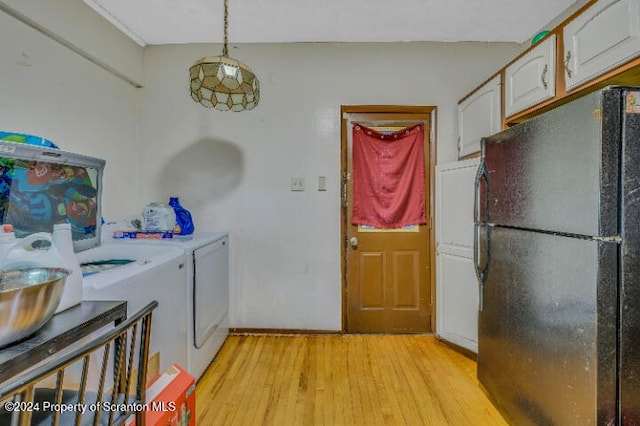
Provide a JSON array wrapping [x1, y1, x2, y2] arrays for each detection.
[[84, 0, 578, 47]]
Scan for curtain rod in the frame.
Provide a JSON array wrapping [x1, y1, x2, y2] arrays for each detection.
[[352, 121, 424, 127]]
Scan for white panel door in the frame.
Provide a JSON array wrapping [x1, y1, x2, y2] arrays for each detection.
[[458, 75, 502, 158], [564, 0, 640, 91], [436, 254, 478, 352], [436, 159, 479, 254], [504, 35, 556, 117], [435, 159, 480, 352]]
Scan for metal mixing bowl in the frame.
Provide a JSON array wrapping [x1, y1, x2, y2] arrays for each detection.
[[0, 267, 70, 348]]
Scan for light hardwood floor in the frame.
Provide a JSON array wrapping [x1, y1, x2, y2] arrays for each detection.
[[196, 334, 507, 426]]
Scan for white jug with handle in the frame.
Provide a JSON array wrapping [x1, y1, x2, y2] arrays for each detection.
[[0, 231, 63, 270], [0, 226, 81, 313], [0, 224, 83, 313]]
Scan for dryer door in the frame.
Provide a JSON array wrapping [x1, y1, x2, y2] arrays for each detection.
[[193, 237, 229, 348]]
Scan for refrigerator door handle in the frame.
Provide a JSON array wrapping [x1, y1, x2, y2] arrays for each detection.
[[474, 143, 490, 223], [473, 222, 482, 285], [473, 222, 480, 279], [474, 143, 490, 311], [475, 224, 490, 279], [473, 160, 485, 224], [474, 223, 490, 311]]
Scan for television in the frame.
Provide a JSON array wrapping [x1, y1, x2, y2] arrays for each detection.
[[0, 140, 105, 252]]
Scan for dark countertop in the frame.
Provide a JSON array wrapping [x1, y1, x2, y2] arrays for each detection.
[[0, 300, 127, 382]]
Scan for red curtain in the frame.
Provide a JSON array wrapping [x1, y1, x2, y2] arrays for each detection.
[[351, 123, 426, 228]]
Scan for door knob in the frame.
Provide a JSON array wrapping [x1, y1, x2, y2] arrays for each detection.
[[350, 237, 359, 247]]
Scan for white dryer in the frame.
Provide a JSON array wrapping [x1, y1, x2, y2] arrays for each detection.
[[173, 233, 229, 380], [97, 228, 230, 381]]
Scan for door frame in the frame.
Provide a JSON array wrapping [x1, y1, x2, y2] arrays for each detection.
[[340, 105, 438, 333]]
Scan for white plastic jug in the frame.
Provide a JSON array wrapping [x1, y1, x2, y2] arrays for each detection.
[[52, 223, 83, 313], [0, 224, 82, 313], [0, 231, 62, 270]]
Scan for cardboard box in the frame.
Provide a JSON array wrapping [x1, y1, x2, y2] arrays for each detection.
[[126, 364, 195, 426]]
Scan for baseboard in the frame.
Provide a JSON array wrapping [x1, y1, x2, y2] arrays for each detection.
[[436, 336, 477, 361], [230, 328, 340, 335]]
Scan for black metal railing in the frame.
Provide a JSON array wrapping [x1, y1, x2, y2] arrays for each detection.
[[0, 301, 157, 426]]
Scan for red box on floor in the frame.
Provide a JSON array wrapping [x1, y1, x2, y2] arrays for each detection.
[[126, 364, 196, 426]]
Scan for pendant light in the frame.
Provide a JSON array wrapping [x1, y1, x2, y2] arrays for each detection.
[[189, 0, 260, 111]]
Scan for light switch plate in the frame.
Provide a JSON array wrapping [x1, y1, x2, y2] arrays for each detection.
[[291, 177, 305, 191], [318, 176, 326, 191]]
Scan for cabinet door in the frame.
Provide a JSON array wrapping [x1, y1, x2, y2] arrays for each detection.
[[563, 0, 640, 91], [436, 159, 479, 252], [458, 75, 501, 158], [504, 35, 556, 117], [435, 159, 480, 352], [436, 253, 479, 352]]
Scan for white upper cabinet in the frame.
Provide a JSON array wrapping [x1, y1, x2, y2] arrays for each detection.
[[504, 35, 557, 117], [563, 0, 640, 91], [458, 75, 502, 158]]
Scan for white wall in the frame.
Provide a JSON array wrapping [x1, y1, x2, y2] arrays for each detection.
[[139, 42, 521, 330], [1, 2, 522, 330], [0, 7, 143, 218], [526, 0, 592, 45], [0, 0, 143, 86]]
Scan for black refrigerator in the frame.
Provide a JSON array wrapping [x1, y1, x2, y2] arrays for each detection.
[[474, 86, 640, 425]]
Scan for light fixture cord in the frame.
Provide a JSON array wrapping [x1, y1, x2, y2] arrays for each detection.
[[223, 0, 228, 57]]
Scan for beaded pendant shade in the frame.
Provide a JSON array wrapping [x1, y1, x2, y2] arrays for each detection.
[[189, 0, 260, 111]]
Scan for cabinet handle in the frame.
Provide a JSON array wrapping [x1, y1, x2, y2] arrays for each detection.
[[564, 51, 573, 79], [541, 64, 548, 90]]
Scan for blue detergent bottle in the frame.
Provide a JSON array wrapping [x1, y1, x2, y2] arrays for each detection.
[[169, 197, 195, 238]]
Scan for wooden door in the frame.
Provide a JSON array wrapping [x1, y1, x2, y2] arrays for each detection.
[[341, 106, 435, 333]]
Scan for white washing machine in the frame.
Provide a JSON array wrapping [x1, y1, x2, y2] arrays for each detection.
[[77, 241, 189, 375], [97, 226, 230, 381]]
